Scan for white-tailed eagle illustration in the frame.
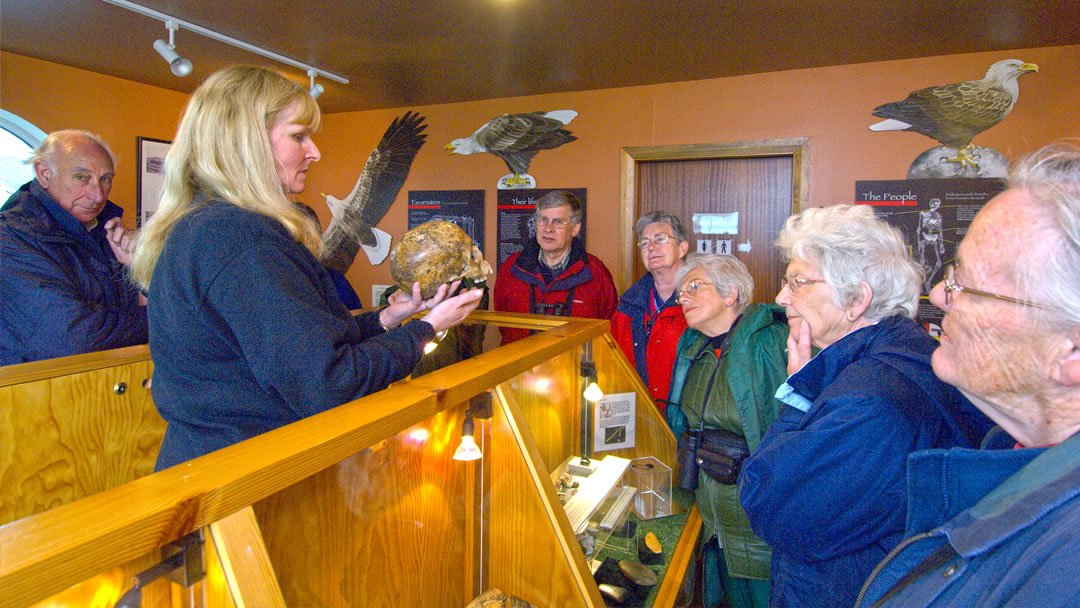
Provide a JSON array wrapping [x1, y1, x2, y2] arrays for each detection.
[[869, 59, 1038, 168], [322, 111, 427, 271], [445, 110, 577, 187]]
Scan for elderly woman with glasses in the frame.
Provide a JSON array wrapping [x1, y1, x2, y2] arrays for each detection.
[[611, 212, 691, 411], [737, 205, 992, 608], [665, 253, 789, 608]]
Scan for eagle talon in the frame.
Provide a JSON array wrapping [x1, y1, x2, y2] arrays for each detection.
[[946, 145, 980, 169]]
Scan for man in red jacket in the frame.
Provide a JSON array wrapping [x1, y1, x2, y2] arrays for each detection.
[[610, 212, 690, 412], [494, 190, 617, 344]]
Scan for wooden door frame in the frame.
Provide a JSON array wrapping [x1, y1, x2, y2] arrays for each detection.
[[618, 138, 810, 292]]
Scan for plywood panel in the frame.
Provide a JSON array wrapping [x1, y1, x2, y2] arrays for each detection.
[[25, 552, 172, 608], [251, 407, 468, 608], [0, 360, 162, 524]]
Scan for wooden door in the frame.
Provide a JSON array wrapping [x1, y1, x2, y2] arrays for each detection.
[[619, 140, 809, 304]]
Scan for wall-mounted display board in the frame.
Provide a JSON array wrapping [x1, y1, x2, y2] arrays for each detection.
[[856, 178, 1006, 335]]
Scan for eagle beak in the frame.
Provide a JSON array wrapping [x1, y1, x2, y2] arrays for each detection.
[[1021, 63, 1039, 73], [444, 143, 456, 152]]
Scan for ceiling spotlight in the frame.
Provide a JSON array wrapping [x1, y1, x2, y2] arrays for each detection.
[[153, 20, 192, 77], [308, 70, 324, 100]]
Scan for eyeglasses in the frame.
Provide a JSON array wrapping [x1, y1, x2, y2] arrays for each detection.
[[781, 276, 824, 293], [942, 264, 1058, 310], [637, 233, 674, 249], [676, 280, 714, 302], [536, 216, 570, 230]]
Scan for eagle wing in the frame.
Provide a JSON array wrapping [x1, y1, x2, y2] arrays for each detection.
[[872, 81, 1016, 149], [322, 111, 427, 274], [474, 112, 577, 175]]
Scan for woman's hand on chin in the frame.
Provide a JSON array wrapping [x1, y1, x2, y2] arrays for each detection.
[[786, 317, 813, 376]]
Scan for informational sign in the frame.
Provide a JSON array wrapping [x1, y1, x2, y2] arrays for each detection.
[[693, 212, 739, 235], [407, 189, 486, 252], [855, 178, 1006, 336], [593, 392, 636, 452], [495, 188, 587, 267]]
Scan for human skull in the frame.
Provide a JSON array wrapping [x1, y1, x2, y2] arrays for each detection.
[[390, 221, 492, 299]]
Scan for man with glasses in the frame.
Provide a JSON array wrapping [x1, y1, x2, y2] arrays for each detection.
[[494, 190, 617, 344], [857, 140, 1080, 607], [611, 212, 690, 412]]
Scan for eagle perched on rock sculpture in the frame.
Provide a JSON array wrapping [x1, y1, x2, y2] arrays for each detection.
[[321, 111, 427, 272], [869, 59, 1038, 168], [445, 111, 577, 188]]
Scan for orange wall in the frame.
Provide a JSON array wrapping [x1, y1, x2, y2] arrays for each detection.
[[1, 52, 190, 215], [4, 45, 1078, 299], [311, 44, 1079, 296]]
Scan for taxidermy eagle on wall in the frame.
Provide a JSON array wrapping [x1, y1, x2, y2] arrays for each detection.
[[445, 111, 577, 187], [321, 111, 427, 272], [869, 59, 1038, 167]]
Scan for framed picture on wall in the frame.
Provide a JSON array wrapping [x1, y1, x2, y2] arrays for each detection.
[[136, 136, 172, 227]]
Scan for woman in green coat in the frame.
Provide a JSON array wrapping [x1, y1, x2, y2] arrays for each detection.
[[666, 253, 788, 608]]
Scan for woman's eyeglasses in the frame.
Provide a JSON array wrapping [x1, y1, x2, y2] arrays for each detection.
[[677, 280, 714, 302], [780, 276, 824, 293], [637, 233, 673, 249]]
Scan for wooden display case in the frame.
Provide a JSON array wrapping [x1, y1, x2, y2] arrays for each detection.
[[0, 311, 700, 608]]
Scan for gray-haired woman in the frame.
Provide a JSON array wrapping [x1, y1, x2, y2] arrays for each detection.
[[737, 204, 992, 608], [666, 253, 788, 608]]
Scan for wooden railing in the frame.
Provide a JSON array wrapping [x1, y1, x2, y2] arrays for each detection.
[[0, 313, 610, 607]]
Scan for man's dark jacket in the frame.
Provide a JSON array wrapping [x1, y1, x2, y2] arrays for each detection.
[[0, 180, 147, 365]]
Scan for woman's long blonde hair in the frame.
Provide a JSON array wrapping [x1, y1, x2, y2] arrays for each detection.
[[130, 65, 322, 289]]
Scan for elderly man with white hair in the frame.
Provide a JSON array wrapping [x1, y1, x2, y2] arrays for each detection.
[[738, 204, 992, 608], [856, 140, 1080, 607], [0, 129, 146, 365]]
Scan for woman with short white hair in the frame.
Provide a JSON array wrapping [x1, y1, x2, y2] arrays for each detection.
[[738, 204, 992, 608], [666, 253, 788, 608]]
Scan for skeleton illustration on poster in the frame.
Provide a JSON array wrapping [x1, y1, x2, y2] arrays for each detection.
[[855, 178, 1006, 336]]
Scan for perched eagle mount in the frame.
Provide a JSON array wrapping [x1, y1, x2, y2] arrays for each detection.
[[445, 110, 578, 189], [869, 59, 1038, 176]]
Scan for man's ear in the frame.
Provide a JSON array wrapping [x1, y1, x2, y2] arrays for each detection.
[[678, 240, 690, 259], [1050, 329, 1080, 387], [33, 160, 52, 189]]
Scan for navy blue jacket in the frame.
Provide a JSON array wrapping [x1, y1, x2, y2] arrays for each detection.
[[857, 428, 1080, 607], [150, 200, 434, 470], [0, 180, 147, 365], [738, 316, 992, 608]]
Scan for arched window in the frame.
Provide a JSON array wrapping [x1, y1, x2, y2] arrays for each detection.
[[1, 109, 47, 203]]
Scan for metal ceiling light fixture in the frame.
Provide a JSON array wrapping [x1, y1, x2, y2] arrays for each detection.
[[308, 70, 324, 100], [153, 20, 192, 77], [99, 0, 348, 87]]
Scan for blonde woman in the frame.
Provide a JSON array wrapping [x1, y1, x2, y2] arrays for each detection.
[[132, 66, 481, 470]]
